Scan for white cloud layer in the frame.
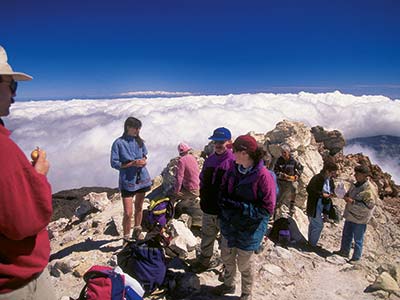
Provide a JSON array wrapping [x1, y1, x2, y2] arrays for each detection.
[[6, 91, 400, 192], [119, 91, 193, 97]]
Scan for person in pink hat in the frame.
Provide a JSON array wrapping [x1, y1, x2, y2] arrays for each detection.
[[0, 45, 56, 299], [173, 142, 200, 201]]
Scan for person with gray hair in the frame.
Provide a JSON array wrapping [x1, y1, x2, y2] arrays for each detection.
[[0, 46, 56, 299], [333, 165, 377, 263], [273, 144, 303, 217]]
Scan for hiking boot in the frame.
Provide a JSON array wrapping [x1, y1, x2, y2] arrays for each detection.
[[332, 250, 349, 258], [132, 226, 145, 240], [212, 283, 235, 296], [191, 259, 219, 273], [348, 258, 361, 265], [240, 294, 252, 300], [191, 261, 209, 273]]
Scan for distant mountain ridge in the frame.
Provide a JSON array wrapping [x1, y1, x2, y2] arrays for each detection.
[[347, 135, 400, 163]]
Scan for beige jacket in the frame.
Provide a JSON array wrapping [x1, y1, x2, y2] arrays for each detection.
[[343, 178, 377, 224]]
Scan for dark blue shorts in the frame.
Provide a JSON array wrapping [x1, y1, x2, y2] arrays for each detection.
[[121, 186, 151, 198]]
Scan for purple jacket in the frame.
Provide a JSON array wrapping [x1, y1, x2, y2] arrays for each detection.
[[174, 153, 200, 193], [199, 150, 235, 215], [219, 160, 276, 251]]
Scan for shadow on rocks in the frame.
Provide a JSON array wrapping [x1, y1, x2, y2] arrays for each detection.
[[50, 238, 121, 261]]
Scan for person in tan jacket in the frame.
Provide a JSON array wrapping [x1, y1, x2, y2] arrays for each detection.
[[334, 165, 377, 263]]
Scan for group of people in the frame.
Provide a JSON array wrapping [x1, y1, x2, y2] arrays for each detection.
[[109, 116, 378, 299], [0, 45, 378, 300], [110, 122, 276, 300]]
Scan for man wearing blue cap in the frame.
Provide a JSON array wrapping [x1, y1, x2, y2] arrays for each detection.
[[192, 127, 235, 272]]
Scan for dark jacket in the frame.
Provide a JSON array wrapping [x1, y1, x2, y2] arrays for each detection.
[[306, 172, 335, 218], [219, 160, 276, 251], [199, 150, 235, 215], [274, 155, 303, 180]]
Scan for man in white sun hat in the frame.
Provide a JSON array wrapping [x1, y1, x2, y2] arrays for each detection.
[[0, 45, 55, 299]]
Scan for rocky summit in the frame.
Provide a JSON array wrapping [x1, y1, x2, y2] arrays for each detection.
[[48, 120, 400, 300]]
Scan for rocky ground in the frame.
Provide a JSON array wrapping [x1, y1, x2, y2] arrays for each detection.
[[47, 120, 400, 300]]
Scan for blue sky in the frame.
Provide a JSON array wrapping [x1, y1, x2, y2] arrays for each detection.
[[2, 0, 400, 100]]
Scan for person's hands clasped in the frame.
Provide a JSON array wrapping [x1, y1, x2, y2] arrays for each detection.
[[343, 196, 354, 204], [122, 158, 147, 168], [220, 197, 242, 209]]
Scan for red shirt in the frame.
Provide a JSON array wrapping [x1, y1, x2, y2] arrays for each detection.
[[0, 125, 53, 293]]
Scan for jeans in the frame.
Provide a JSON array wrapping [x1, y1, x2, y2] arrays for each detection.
[[308, 198, 324, 246], [340, 220, 367, 260]]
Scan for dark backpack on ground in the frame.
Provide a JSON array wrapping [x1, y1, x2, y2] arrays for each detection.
[[328, 204, 341, 223], [78, 265, 125, 300], [117, 231, 167, 296], [268, 217, 291, 247], [146, 197, 174, 229]]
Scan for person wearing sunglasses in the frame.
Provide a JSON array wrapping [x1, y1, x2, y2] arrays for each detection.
[[214, 135, 276, 300], [0, 46, 56, 299]]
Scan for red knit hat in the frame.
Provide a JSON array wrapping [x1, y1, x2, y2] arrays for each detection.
[[233, 135, 258, 153]]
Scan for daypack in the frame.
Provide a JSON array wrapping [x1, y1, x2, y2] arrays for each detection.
[[78, 265, 125, 300], [328, 204, 341, 223], [146, 197, 174, 229], [117, 232, 167, 296], [268, 217, 291, 246]]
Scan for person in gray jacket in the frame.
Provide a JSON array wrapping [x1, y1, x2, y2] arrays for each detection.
[[333, 165, 377, 263]]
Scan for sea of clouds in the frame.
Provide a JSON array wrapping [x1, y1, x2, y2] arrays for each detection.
[[6, 91, 400, 192]]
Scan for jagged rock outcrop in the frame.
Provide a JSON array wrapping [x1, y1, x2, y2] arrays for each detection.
[[52, 187, 118, 221], [311, 125, 346, 156], [262, 120, 324, 208]]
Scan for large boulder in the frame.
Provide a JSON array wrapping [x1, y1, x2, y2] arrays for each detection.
[[263, 120, 324, 208], [311, 125, 346, 156]]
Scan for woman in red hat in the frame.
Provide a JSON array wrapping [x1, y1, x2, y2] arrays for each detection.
[[214, 135, 276, 300]]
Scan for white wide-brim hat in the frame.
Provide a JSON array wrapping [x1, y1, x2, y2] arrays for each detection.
[[0, 46, 32, 81]]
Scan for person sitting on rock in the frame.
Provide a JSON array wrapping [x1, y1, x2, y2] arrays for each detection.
[[274, 144, 303, 218], [333, 165, 377, 264], [214, 135, 276, 300], [306, 160, 338, 248], [171, 142, 200, 203], [192, 127, 234, 272]]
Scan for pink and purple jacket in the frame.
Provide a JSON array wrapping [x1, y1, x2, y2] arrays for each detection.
[[219, 160, 276, 251], [174, 153, 200, 193]]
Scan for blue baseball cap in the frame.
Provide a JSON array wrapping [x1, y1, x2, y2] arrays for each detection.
[[208, 127, 232, 141]]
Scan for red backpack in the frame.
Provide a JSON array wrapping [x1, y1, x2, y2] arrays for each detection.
[[78, 265, 125, 300]]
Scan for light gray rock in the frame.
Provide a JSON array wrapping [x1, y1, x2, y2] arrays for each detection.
[[83, 192, 110, 212], [271, 246, 293, 260], [170, 219, 198, 251], [261, 263, 284, 276], [367, 272, 400, 293]]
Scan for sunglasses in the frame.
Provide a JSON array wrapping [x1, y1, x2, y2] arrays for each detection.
[[212, 140, 226, 145], [0, 77, 18, 94]]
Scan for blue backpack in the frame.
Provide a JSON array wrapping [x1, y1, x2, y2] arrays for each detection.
[[117, 232, 167, 296]]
